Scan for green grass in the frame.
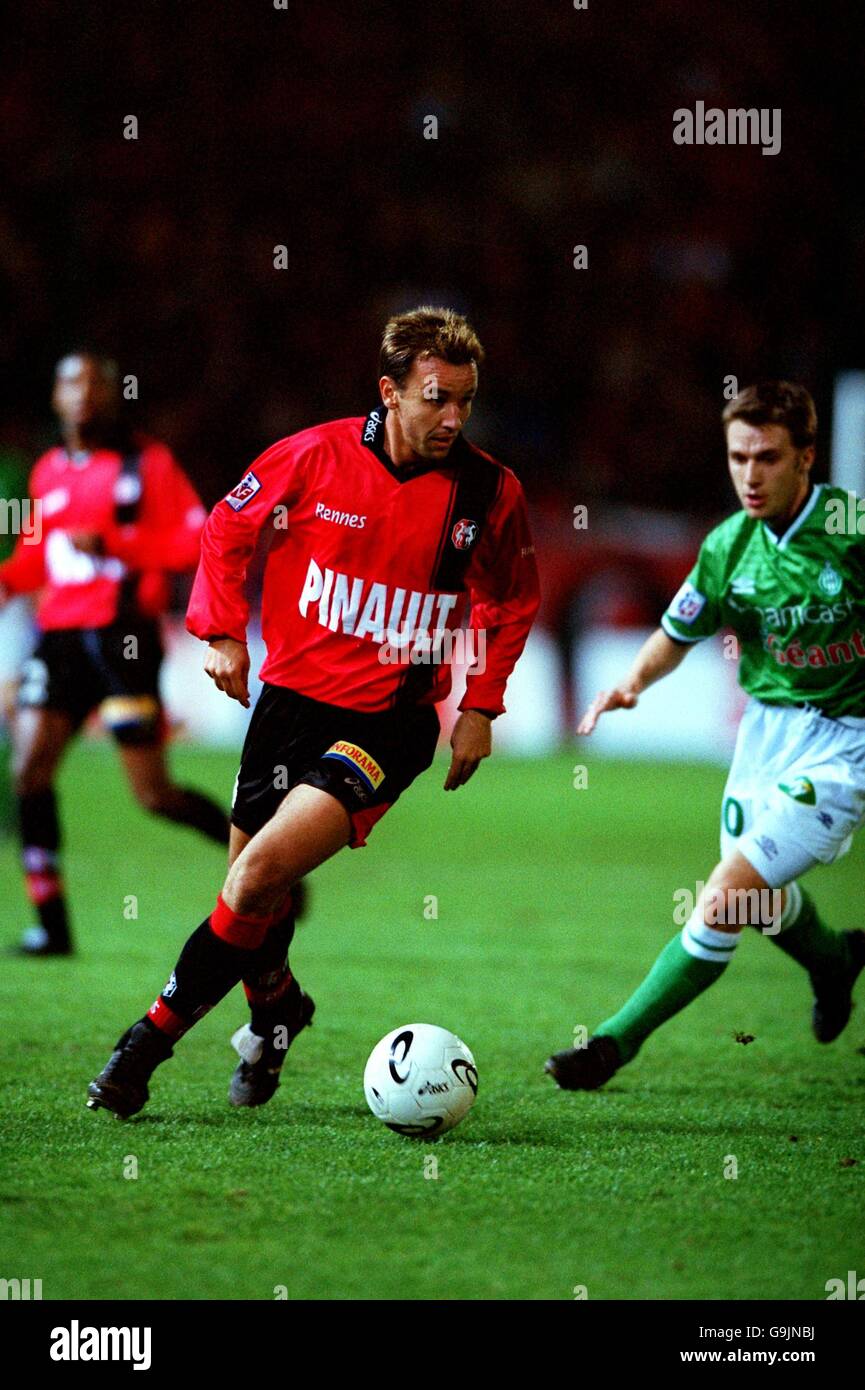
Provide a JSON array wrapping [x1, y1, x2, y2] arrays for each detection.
[[1, 744, 863, 1300]]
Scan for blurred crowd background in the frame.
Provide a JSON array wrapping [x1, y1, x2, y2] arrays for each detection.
[[1, 0, 861, 743]]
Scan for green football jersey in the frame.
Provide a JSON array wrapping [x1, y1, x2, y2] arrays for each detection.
[[661, 484, 865, 718]]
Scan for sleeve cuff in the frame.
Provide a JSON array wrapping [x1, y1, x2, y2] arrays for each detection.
[[660, 613, 705, 644]]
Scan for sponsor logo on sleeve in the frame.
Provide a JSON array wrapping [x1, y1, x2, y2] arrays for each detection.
[[322, 741, 385, 792], [225, 471, 262, 511], [669, 581, 707, 625]]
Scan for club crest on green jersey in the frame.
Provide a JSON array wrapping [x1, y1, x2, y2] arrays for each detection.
[[818, 562, 842, 597], [778, 776, 816, 805]]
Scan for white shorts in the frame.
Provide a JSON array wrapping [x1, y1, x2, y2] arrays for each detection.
[[0, 596, 36, 684], [720, 699, 865, 888]]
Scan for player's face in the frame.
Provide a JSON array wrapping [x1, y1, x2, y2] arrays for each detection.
[[726, 420, 814, 524], [52, 355, 118, 432], [382, 356, 477, 461]]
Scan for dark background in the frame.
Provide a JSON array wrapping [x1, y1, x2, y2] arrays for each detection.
[[1, 0, 861, 518]]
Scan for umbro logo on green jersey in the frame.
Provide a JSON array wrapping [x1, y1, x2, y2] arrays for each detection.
[[779, 777, 816, 805]]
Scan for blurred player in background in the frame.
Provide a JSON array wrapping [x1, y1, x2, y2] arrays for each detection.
[[0, 352, 230, 957], [548, 382, 865, 1089], [87, 306, 540, 1117], [0, 441, 32, 840]]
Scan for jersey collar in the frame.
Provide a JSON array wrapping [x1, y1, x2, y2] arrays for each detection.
[[61, 448, 93, 470], [762, 482, 823, 549], [360, 405, 470, 481]]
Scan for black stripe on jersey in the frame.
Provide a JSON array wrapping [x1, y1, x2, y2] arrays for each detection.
[[393, 445, 502, 709], [430, 448, 502, 592], [428, 474, 460, 586], [361, 405, 448, 482], [114, 451, 143, 525]]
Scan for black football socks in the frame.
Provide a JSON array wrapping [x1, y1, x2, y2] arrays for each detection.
[[241, 908, 298, 1037], [149, 786, 230, 845], [145, 895, 282, 1041], [18, 789, 72, 953]]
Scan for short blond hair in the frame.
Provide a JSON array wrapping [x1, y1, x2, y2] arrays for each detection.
[[380, 306, 484, 388]]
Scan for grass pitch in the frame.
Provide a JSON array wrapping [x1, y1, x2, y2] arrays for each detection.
[[1, 743, 862, 1301]]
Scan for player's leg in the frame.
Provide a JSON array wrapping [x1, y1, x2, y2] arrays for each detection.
[[86, 784, 350, 1117], [546, 850, 774, 1090], [87, 687, 440, 1116], [725, 709, 865, 1042], [225, 821, 313, 1106], [219, 701, 440, 1108], [116, 740, 230, 845], [754, 879, 865, 1042], [11, 706, 77, 956], [101, 615, 230, 845]]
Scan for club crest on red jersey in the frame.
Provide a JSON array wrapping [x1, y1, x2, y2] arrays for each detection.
[[451, 518, 478, 551], [225, 471, 261, 511]]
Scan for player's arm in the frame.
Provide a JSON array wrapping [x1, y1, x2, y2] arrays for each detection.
[[107, 445, 207, 572], [446, 470, 541, 790], [0, 541, 45, 605], [577, 627, 688, 734], [579, 539, 723, 734], [186, 439, 307, 707]]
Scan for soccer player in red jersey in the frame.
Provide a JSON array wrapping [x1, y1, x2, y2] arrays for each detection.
[[0, 353, 230, 956], [87, 306, 541, 1116]]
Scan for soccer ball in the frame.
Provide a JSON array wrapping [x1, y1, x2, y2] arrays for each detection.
[[363, 1024, 478, 1137]]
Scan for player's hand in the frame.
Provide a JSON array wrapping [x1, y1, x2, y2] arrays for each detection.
[[444, 710, 492, 790], [204, 638, 250, 708], [68, 531, 105, 556], [0, 581, 8, 611], [577, 687, 638, 735]]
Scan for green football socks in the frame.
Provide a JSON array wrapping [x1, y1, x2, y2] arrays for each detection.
[[596, 919, 738, 1064], [765, 880, 850, 977]]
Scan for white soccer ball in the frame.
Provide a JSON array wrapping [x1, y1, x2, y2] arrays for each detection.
[[363, 1024, 478, 1137]]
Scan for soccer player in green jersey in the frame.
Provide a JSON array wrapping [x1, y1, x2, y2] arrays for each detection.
[[546, 381, 865, 1090]]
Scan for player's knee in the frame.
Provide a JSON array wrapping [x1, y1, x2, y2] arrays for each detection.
[[701, 877, 779, 931], [224, 850, 292, 917]]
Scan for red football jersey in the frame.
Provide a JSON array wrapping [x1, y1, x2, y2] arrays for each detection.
[[0, 437, 206, 629], [187, 408, 541, 714]]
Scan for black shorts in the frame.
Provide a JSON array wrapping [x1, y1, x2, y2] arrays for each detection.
[[17, 619, 165, 746], [231, 683, 441, 847]]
